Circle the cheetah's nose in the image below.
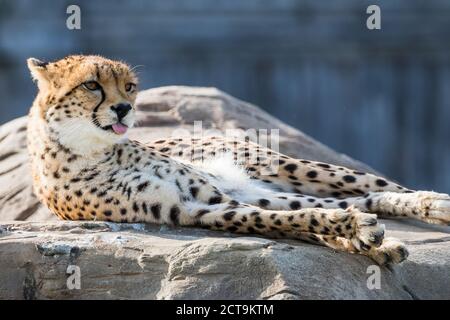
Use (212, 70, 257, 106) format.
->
(111, 103, 132, 121)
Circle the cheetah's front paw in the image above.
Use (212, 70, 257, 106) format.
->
(349, 209, 385, 252)
(367, 237, 409, 265)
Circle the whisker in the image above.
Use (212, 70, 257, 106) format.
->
(130, 65, 145, 73)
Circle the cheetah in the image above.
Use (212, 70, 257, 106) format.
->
(26, 55, 450, 265)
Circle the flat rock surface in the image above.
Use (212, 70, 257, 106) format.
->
(0, 219, 448, 299)
(0, 86, 448, 299)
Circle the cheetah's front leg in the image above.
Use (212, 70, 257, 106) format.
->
(184, 201, 408, 265)
(300, 234, 408, 265)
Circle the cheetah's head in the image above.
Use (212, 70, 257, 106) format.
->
(27, 55, 138, 154)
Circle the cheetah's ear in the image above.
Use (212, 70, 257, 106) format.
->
(27, 58, 50, 88)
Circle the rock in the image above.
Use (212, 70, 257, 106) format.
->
(0, 219, 448, 299)
(0, 86, 449, 299)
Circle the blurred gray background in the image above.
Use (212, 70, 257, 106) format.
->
(0, 0, 449, 193)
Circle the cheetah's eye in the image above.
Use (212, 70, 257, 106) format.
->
(125, 82, 136, 93)
(82, 81, 101, 91)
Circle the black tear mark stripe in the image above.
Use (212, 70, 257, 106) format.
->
(92, 64, 106, 127)
(93, 87, 106, 114)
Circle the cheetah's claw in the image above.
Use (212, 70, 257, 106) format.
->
(367, 237, 409, 265)
(350, 210, 385, 252)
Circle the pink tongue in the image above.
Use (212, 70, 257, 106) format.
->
(112, 123, 128, 135)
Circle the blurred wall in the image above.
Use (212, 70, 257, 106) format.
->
(0, 0, 449, 193)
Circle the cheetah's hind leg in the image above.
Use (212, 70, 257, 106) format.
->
(298, 233, 408, 266)
(368, 191, 450, 225)
(412, 191, 450, 225)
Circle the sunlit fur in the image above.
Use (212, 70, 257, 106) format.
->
(26, 55, 450, 266)
(28, 55, 137, 155)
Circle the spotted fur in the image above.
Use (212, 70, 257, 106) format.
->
(27, 55, 450, 265)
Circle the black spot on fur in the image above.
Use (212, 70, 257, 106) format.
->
(228, 200, 239, 207)
(366, 199, 373, 210)
(321, 226, 330, 234)
(208, 196, 223, 205)
(150, 203, 161, 219)
(306, 171, 318, 179)
(142, 203, 148, 214)
(97, 190, 107, 197)
(196, 209, 210, 217)
(284, 163, 298, 174)
(331, 192, 341, 197)
(342, 175, 356, 183)
(376, 179, 388, 187)
(339, 201, 348, 209)
(170, 206, 180, 225)
(137, 181, 149, 192)
(310, 218, 319, 227)
(258, 199, 270, 208)
(189, 187, 199, 199)
(223, 211, 236, 221)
